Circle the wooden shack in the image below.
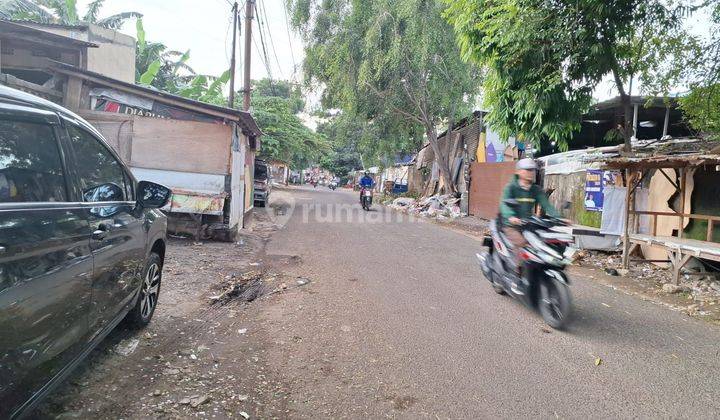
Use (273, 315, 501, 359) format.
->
(50, 62, 262, 239)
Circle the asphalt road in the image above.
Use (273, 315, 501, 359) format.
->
(260, 185, 720, 418)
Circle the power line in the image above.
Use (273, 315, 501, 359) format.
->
(253, 2, 274, 81)
(258, 0, 284, 79)
(282, 0, 298, 82)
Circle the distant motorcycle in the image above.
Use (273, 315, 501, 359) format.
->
(329, 180, 338, 190)
(476, 200, 575, 329)
(360, 186, 373, 211)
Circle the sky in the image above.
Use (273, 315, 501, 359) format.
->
(79, 0, 711, 107)
(78, 0, 303, 83)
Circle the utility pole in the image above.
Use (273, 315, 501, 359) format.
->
(228, 2, 238, 108)
(242, 0, 255, 111)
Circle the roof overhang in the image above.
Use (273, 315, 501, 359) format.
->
(0, 19, 97, 49)
(602, 154, 720, 170)
(50, 61, 262, 137)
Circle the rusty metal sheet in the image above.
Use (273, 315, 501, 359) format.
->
(165, 189, 226, 216)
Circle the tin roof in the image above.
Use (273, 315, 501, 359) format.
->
(50, 61, 262, 138)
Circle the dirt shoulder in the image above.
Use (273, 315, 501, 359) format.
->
(36, 214, 304, 419)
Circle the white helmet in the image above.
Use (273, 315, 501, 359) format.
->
(516, 158, 537, 170)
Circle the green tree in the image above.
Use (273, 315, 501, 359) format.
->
(676, 2, 720, 138)
(1, 0, 141, 29)
(289, 0, 481, 194)
(316, 112, 369, 177)
(251, 96, 328, 168)
(252, 79, 305, 113)
(445, 0, 690, 152)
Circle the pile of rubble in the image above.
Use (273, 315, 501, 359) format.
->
(575, 250, 720, 312)
(387, 194, 464, 219)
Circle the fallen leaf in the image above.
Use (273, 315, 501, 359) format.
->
(595, 357, 602, 366)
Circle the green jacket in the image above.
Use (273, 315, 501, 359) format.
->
(500, 175, 559, 224)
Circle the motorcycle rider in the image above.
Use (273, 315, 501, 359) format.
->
(359, 171, 374, 201)
(500, 158, 560, 290)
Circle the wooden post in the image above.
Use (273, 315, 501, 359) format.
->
(678, 168, 686, 239)
(707, 220, 714, 242)
(653, 214, 658, 236)
(622, 169, 633, 269)
(662, 106, 670, 137)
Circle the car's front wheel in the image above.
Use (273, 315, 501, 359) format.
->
(126, 252, 162, 328)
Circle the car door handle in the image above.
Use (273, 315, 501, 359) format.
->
(91, 224, 111, 241)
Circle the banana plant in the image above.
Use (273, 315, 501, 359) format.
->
(1, 0, 141, 29)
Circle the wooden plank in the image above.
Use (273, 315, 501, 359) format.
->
(80, 113, 134, 163)
(130, 117, 232, 175)
(631, 211, 720, 222)
(622, 169, 633, 269)
(679, 168, 686, 238)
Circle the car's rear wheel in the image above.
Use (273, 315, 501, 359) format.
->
(126, 253, 162, 328)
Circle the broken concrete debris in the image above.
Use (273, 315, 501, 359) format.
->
(388, 194, 464, 219)
(114, 338, 140, 356)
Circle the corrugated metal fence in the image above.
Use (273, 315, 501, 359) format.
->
(468, 161, 517, 219)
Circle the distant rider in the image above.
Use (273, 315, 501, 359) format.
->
(359, 171, 374, 200)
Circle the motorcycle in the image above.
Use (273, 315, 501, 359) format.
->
(329, 181, 338, 190)
(476, 200, 575, 329)
(360, 186, 373, 211)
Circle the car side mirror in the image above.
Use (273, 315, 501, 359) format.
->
(137, 181, 171, 209)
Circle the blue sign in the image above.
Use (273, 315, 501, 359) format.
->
(585, 169, 604, 211)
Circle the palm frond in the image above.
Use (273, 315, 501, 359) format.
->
(82, 0, 103, 23)
(173, 62, 197, 75)
(0, 0, 55, 22)
(96, 11, 142, 29)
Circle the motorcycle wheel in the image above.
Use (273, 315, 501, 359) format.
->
(538, 277, 572, 329)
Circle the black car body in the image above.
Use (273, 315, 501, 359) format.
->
(0, 86, 171, 418)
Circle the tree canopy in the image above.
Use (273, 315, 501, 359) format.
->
(675, 2, 720, 139)
(445, 0, 690, 151)
(0, 0, 141, 29)
(248, 79, 327, 168)
(290, 0, 481, 192)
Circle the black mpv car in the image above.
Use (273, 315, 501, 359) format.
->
(0, 86, 171, 418)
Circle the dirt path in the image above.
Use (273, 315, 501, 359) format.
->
(37, 214, 303, 419)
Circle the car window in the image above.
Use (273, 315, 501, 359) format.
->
(0, 119, 67, 203)
(67, 124, 127, 202)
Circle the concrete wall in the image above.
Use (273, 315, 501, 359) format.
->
(17, 22, 136, 83)
(86, 25, 136, 83)
(468, 161, 516, 219)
